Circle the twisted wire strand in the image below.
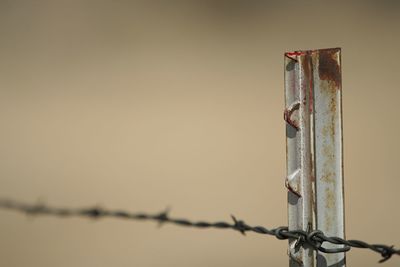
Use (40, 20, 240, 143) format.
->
(0, 198, 398, 263)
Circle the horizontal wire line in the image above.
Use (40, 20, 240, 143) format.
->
(0, 198, 398, 263)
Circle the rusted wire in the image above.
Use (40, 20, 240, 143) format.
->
(0, 198, 398, 263)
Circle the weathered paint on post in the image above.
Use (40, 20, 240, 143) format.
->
(284, 48, 345, 267)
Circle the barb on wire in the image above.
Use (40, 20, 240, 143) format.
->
(0, 198, 398, 263)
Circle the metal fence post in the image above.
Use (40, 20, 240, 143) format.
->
(284, 48, 345, 267)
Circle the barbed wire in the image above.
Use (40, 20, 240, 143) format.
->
(0, 198, 398, 263)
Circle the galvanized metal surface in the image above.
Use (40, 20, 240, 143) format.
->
(284, 52, 315, 267)
(284, 48, 345, 267)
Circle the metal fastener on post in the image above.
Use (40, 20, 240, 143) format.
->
(284, 48, 345, 267)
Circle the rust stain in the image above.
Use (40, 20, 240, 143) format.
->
(321, 172, 335, 184)
(325, 187, 337, 232)
(301, 53, 314, 112)
(322, 143, 335, 163)
(322, 116, 336, 141)
(318, 49, 341, 89)
(325, 213, 332, 232)
(329, 96, 337, 138)
(329, 94, 337, 113)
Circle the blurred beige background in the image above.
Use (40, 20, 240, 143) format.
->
(0, 1, 399, 266)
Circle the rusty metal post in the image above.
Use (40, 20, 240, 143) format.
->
(284, 48, 345, 267)
(284, 51, 315, 267)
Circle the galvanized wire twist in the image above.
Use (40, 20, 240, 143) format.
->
(0, 199, 398, 263)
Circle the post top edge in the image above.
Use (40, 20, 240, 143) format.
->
(285, 47, 341, 56)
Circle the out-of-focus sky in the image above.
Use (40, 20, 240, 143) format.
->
(0, 1, 399, 266)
